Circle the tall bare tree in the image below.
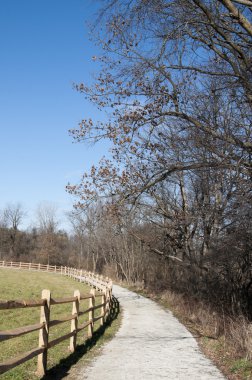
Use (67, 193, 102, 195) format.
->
(68, 0, 252, 315)
(2, 203, 26, 257)
(35, 202, 60, 265)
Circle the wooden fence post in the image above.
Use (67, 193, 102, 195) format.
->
(100, 292, 106, 326)
(37, 289, 51, 377)
(108, 285, 112, 315)
(105, 289, 109, 320)
(88, 289, 95, 338)
(69, 290, 80, 352)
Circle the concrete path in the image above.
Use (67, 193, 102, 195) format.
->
(77, 285, 226, 380)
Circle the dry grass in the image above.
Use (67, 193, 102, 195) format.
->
(228, 316, 252, 361)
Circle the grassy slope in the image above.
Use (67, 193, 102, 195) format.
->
(0, 268, 119, 380)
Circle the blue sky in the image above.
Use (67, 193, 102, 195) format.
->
(0, 0, 106, 231)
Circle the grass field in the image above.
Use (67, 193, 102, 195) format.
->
(0, 268, 119, 380)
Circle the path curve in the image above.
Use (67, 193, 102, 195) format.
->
(77, 285, 226, 380)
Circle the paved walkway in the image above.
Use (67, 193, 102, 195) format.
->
(77, 285, 226, 380)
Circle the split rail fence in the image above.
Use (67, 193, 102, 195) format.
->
(0, 261, 113, 377)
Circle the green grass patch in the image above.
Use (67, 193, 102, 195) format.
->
(0, 268, 117, 380)
(230, 359, 252, 377)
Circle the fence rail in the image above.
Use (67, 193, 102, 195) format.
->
(0, 261, 113, 377)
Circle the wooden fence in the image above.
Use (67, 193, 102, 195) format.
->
(0, 261, 113, 377)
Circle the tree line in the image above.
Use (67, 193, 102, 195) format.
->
(0, 203, 72, 265)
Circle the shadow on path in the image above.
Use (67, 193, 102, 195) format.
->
(42, 296, 120, 380)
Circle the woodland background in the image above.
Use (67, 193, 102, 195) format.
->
(1, 1, 252, 325)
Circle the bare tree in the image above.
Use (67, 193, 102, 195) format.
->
(67, 0, 252, 315)
(36, 202, 58, 234)
(35, 202, 60, 265)
(3, 203, 26, 231)
(1, 203, 26, 257)
(68, 210, 88, 267)
(68, 0, 251, 207)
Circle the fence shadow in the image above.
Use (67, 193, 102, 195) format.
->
(42, 296, 120, 380)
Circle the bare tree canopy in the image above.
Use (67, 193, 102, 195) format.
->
(68, 0, 252, 206)
(3, 203, 26, 231)
(36, 202, 58, 234)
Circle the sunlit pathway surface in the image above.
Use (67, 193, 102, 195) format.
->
(77, 285, 226, 380)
